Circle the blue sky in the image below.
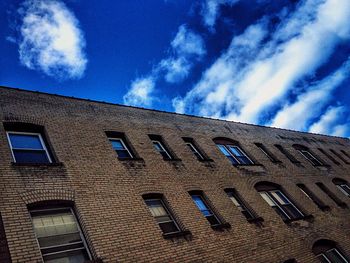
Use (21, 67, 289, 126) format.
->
(1, 0, 349, 138)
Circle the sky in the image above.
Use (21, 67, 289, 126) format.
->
(0, 0, 349, 138)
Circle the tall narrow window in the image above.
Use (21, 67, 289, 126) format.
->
(214, 138, 254, 165)
(318, 148, 340, 165)
(340, 150, 350, 160)
(333, 179, 350, 198)
(330, 149, 350, 164)
(225, 189, 258, 221)
(109, 138, 133, 158)
(7, 132, 52, 164)
(293, 145, 324, 166)
(255, 182, 304, 222)
(316, 182, 347, 208)
(297, 184, 329, 211)
(275, 144, 300, 164)
(190, 192, 221, 227)
(143, 195, 180, 235)
(255, 143, 281, 163)
(149, 135, 174, 160)
(30, 208, 91, 263)
(313, 239, 349, 263)
(183, 138, 205, 161)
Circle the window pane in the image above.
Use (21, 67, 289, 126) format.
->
(260, 192, 276, 206)
(44, 248, 89, 263)
(326, 249, 349, 263)
(116, 149, 131, 158)
(13, 150, 50, 163)
(217, 145, 239, 164)
(283, 204, 303, 219)
(160, 151, 171, 160)
(236, 156, 252, 165)
(145, 200, 168, 217)
(110, 140, 125, 150)
(271, 191, 290, 205)
(159, 221, 179, 234)
(206, 215, 220, 226)
(272, 206, 289, 221)
(192, 195, 209, 212)
(317, 254, 332, 263)
(153, 142, 163, 151)
(9, 133, 44, 149)
(228, 146, 244, 157)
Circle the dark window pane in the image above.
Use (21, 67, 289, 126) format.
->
(159, 221, 179, 234)
(272, 206, 289, 221)
(206, 215, 220, 226)
(283, 204, 303, 219)
(241, 210, 254, 220)
(116, 149, 131, 158)
(43, 248, 89, 263)
(9, 133, 43, 149)
(236, 156, 252, 164)
(160, 151, 171, 160)
(326, 249, 348, 263)
(153, 142, 162, 151)
(13, 150, 49, 163)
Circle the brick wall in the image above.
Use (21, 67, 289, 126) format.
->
(0, 86, 350, 263)
(0, 213, 11, 263)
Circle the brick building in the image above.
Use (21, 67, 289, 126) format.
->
(0, 86, 349, 263)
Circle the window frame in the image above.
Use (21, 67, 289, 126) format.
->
(216, 143, 254, 165)
(317, 248, 349, 263)
(108, 137, 134, 159)
(297, 184, 330, 211)
(152, 140, 172, 160)
(185, 142, 205, 161)
(225, 189, 258, 222)
(255, 143, 281, 163)
(298, 149, 323, 166)
(6, 131, 52, 163)
(316, 182, 348, 208)
(275, 144, 300, 164)
(29, 207, 91, 263)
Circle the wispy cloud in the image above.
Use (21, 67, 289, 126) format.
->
(16, 0, 87, 80)
(270, 57, 350, 130)
(201, 0, 240, 28)
(124, 24, 205, 107)
(309, 106, 349, 137)
(123, 76, 156, 107)
(174, 0, 350, 128)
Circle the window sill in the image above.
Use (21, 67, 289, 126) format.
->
(284, 214, 314, 224)
(247, 216, 264, 224)
(162, 230, 192, 239)
(117, 157, 144, 162)
(11, 162, 64, 167)
(211, 222, 231, 231)
(198, 158, 214, 163)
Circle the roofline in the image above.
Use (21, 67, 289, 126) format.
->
(0, 85, 348, 141)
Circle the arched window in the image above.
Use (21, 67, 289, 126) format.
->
(333, 178, 350, 198)
(312, 239, 349, 263)
(293, 144, 324, 166)
(255, 182, 304, 222)
(213, 138, 253, 165)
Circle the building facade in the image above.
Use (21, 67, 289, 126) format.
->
(0, 86, 350, 263)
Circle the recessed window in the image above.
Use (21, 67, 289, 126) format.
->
(293, 145, 324, 166)
(7, 132, 52, 164)
(333, 179, 350, 198)
(30, 207, 91, 263)
(143, 195, 180, 235)
(316, 182, 347, 208)
(255, 182, 304, 222)
(330, 149, 350, 164)
(318, 148, 340, 165)
(313, 239, 349, 263)
(275, 144, 300, 164)
(340, 150, 350, 160)
(182, 138, 206, 161)
(109, 138, 133, 159)
(214, 138, 253, 165)
(190, 192, 221, 226)
(225, 189, 256, 221)
(297, 184, 329, 211)
(149, 135, 174, 160)
(255, 143, 281, 163)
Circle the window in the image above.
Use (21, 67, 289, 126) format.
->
(255, 143, 281, 163)
(293, 145, 324, 166)
(255, 182, 304, 222)
(7, 132, 52, 164)
(225, 189, 256, 221)
(318, 148, 340, 165)
(333, 179, 350, 198)
(340, 150, 350, 160)
(316, 182, 347, 208)
(190, 192, 221, 226)
(109, 138, 133, 158)
(330, 149, 350, 164)
(297, 184, 329, 211)
(143, 195, 180, 235)
(313, 239, 349, 263)
(182, 137, 206, 161)
(214, 138, 253, 165)
(275, 144, 300, 164)
(149, 135, 174, 160)
(30, 207, 91, 263)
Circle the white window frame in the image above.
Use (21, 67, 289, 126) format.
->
(185, 142, 204, 160)
(152, 140, 172, 159)
(108, 138, 133, 158)
(191, 194, 221, 226)
(260, 190, 304, 220)
(145, 198, 180, 234)
(30, 207, 91, 262)
(6, 131, 52, 163)
(299, 150, 322, 166)
(336, 184, 350, 197)
(227, 145, 253, 165)
(317, 248, 349, 263)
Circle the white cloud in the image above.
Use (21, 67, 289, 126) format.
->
(160, 57, 191, 83)
(309, 106, 349, 137)
(173, 0, 350, 126)
(270, 57, 350, 130)
(123, 77, 156, 107)
(17, 0, 87, 80)
(171, 25, 206, 57)
(201, 0, 240, 28)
